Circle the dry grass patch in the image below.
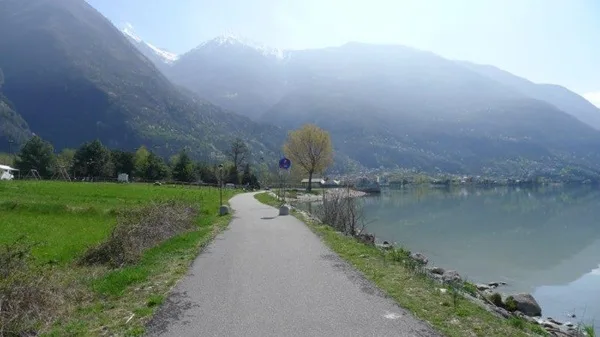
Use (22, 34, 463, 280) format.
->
(0, 239, 74, 336)
(80, 201, 197, 267)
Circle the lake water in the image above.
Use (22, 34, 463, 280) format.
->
(309, 186, 600, 326)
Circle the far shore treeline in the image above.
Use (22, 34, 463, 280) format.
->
(0, 135, 261, 187)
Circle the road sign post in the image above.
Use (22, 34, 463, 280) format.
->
(278, 157, 292, 213)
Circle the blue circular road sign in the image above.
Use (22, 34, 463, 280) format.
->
(279, 157, 291, 170)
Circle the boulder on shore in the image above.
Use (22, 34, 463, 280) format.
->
(356, 233, 375, 245)
(442, 270, 462, 283)
(509, 293, 542, 317)
(427, 266, 445, 275)
(487, 281, 507, 288)
(410, 252, 429, 265)
(376, 241, 393, 250)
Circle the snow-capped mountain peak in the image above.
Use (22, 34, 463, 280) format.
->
(194, 32, 287, 60)
(122, 23, 142, 43)
(120, 23, 179, 64)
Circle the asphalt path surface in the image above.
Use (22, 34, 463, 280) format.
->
(146, 192, 442, 337)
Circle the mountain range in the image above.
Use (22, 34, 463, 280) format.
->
(130, 27, 600, 176)
(0, 0, 281, 163)
(1, 0, 600, 177)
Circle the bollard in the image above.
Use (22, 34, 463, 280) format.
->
(219, 205, 230, 216)
(279, 205, 290, 216)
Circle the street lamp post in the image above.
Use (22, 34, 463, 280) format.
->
(8, 139, 14, 161)
(218, 164, 224, 206)
(217, 164, 229, 216)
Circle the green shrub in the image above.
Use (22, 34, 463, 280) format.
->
(505, 296, 518, 312)
(583, 325, 596, 337)
(388, 247, 410, 262)
(462, 282, 478, 297)
(448, 281, 462, 307)
(489, 293, 504, 307)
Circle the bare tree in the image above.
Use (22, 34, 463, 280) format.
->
(227, 138, 249, 173)
(317, 189, 367, 237)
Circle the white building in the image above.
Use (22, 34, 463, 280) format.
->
(0, 164, 18, 180)
(301, 178, 325, 188)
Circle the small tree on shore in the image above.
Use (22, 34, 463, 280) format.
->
(283, 124, 333, 192)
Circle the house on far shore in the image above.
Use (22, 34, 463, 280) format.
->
(301, 177, 325, 188)
(322, 178, 341, 187)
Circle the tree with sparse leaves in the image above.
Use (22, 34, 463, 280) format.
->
(227, 138, 249, 174)
(283, 124, 333, 192)
(15, 135, 56, 178)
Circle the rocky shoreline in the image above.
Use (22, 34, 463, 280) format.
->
(370, 240, 588, 337)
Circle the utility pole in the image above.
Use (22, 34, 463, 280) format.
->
(8, 139, 14, 162)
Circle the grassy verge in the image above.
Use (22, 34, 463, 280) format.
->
(0, 181, 235, 336)
(254, 192, 546, 337)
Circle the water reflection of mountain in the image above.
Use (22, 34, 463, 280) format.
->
(362, 186, 600, 292)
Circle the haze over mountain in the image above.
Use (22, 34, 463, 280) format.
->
(0, 0, 282, 162)
(124, 30, 600, 175)
(458, 61, 600, 130)
(1, 0, 600, 178)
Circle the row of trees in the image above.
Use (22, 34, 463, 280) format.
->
(3, 123, 334, 191)
(8, 136, 260, 187)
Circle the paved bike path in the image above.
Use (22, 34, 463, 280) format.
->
(147, 192, 442, 337)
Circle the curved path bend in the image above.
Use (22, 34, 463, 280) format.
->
(147, 192, 442, 337)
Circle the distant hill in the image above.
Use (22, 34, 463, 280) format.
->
(0, 0, 283, 160)
(458, 61, 600, 130)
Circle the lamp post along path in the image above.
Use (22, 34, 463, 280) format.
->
(218, 164, 229, 216)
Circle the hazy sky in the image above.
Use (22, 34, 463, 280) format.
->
(88, 0, 599, 104)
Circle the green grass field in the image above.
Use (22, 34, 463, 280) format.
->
(0, 181, 234, 336)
